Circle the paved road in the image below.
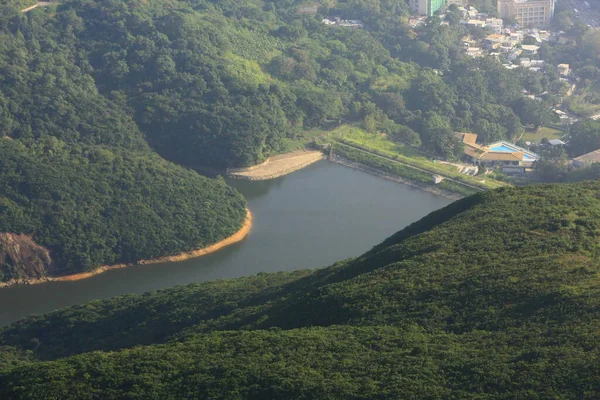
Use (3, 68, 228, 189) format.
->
(560, 0, 600, 28)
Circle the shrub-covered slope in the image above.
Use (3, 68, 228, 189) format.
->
(3, 0, 550, 167)
(0, 2, 248, 282)
(0, 139, 247, 281)
(1, 182, 600, 398)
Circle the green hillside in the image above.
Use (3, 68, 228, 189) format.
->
(0, 0, 250, 282)
(1, 182, 600, 398)
(2, 0, 557, 167)
(0, 139, 246, 280)
(0, 0, 574, 279)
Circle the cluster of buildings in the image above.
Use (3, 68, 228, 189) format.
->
(461, 23, 572, 78)
(456, 132, 600, 174)
(455, 131, 600, 175)
(463, 27, 543, 57)
(410, 0, 555, 28)
(456, 133, 540, 174)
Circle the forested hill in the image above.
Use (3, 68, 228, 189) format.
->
(0, 0, 248, 282)
(3, 0, 555, 167)
(0, 0, 564, 280)
(1, 181, 600, 398)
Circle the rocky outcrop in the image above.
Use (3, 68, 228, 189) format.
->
(0, 233, 52, 284)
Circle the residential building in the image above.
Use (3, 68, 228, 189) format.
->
(466, 6, 479, 18)
(498, 0, 555, 27)
(507, 48, 523, 60)
(530, 59, 545, 68)
(520, 57, 531, 68)
(321, 18, 364, 28)
(557, 63, 570, 76)
(465, 47, 484, 57)
(485, 18, 504, 33)
(500, 41, 516, 53)
(521, 44, 540, 55)
(509, 31, 524, 42)
(456, 133, 540, 174)
(548, 139, 565, 146)
(484, 34, 505, 49)
(466, 19, 486, 28)
(410, 0, 447, 16)
(573, 149, 600, 167)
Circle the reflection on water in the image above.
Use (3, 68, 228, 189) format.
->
(0, 161, 452, 327)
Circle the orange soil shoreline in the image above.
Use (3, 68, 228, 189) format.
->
(1, 209, 252, 287)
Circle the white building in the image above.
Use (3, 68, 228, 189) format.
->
(498, 0, 555, 27)
(557, 63, 570, 76)
(485, 18, 504, 33)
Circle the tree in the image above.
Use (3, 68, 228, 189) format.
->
(552, 11, 574, 31)
(420, 112, 462, 159)
(473, 119, 507, 144)
(513, 97, 551, 130)
(534, 157, 568, 182)
(567, 120, 600, 157)
(580, 30, 600, 62)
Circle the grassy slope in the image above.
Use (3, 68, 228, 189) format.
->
(1, 182, 600, 397)
(521, 126, 564, 142)
(326, 125, 510, 190)
(1, 0, 36, 10)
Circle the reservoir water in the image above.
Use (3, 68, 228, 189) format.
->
(0, 161, 451, 327)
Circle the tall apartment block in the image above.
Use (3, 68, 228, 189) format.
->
(409, 0, 448, 16)
(497, 0, 555, 27)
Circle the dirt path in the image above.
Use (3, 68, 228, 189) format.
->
(228, 150, 325, 180)
(0, 209, 252, 287)
(20, 1, 54, 12)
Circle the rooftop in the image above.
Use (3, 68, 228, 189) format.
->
(548, 139, 565, 146)
(574, 149, 600, 164)
(456, 134, 540, 163)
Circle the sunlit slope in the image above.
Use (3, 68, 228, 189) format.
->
(1, 182, 600, 397)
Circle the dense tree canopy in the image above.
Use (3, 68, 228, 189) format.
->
(2, 182, 600, 397)
(0, 0, 569, 276)
(0, 138, 246, 281)
(1, 0, 549, 165)
(567, 120, 600, 157)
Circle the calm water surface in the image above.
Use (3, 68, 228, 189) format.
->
(0, 161, 451, 327)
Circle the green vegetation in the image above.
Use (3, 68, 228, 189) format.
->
(520, 126, 564, 142)
(566, 119, 600, 157)
(2, 182, 600, 397)
(1, 0, 36, 10)
(0, 139, 246, 280)
(328, 125, 508, 191)
(0, 0, 565, 280)
(0, 1, 252, 281)
(2, 0, 557, 168)
(543, 16, 600, 119)
(564, 94, 600, 118)
(332, 142, 480, 196)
